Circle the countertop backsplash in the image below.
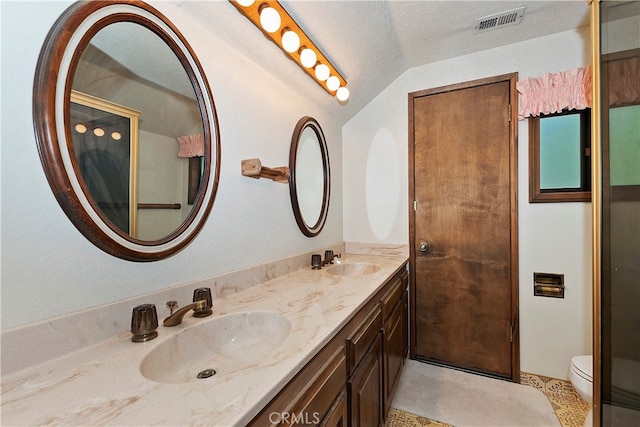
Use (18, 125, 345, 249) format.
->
(2, 242, 349, 376)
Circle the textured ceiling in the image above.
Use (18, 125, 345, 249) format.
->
(206, 0, 590, 124)
(151, 1, 590, 125)
(289, 0, 590, 121)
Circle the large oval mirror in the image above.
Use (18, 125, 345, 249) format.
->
(33, 1, 220, 261)
(289, 117, 330, 237)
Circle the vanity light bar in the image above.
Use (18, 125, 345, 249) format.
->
(230, 0, 349, 101)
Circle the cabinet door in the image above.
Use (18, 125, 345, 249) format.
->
(402, 288, 409, 358)
(383, 300, 404, 417)
(280, 347, 346, 426)
(348, 335, 383, 427)
(320, 390, 347, 427)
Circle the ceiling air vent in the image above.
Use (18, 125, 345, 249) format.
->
(473, 6, 526, 34)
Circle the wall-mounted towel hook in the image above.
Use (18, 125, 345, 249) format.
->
(241, 158, 289, 183)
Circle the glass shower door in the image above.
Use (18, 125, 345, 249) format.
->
(600, 1, 640, 425)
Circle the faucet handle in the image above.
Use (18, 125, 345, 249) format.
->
(192, 287, 213, 318)
(311, 254, 322, 270)
(324, 250, 334, 262)
(131, 304, 158, 342)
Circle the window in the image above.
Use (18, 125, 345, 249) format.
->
(529, 109, 591, 202)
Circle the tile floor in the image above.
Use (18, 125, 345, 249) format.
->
(521, 372, 591, 427)
(387, 370, 590, 427)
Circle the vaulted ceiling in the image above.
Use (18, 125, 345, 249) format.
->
(183, 1, 591, 124)
(209, 1, 590, 123)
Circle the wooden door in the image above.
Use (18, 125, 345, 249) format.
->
(409, 74, 519, 380)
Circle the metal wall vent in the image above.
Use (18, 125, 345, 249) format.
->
(473, 6, 526, 34)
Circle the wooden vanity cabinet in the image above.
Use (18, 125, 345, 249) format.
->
(347, 307, 383, 427)
(380, 269, 409, 418)
(320, 390, 348, 427)
(287, 347, 346, 426)
(347, 335, 383, 427)
(382, 301, 404, 417)
(402, 287, 409, 359)
(248, 345, 346, 426)
(249, 264, 409, 427)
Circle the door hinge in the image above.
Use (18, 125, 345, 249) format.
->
(509, 325, 513, 343)
(508, 104, 512, 122)
(413, 200, 417, 211)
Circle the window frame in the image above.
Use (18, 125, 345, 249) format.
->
(528, 108, 592, 203)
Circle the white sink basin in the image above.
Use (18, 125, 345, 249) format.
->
(326, 262, 380, 277)
(140, 311, 291, 383)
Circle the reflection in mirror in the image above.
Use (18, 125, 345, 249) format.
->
(72, 21, 203, 240)
(296, 127, 324, 223)
(70, 91, 139, 235)
(33, 1, 220, 261)
(289, 117, 330, 237)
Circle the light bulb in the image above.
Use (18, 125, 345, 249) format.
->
(75, 123, 87, 134)
(300, 48, 317, 68)
(259, 6, 281, 33)
(326, 75, 340, 91)
(236, 0, 255, 6)
(93, 128, 105, 137)
(111, 131, 122, 141)
(281, 29, 300, 53)
(315, 64, 330, 81)
(336, 87, 350, 102)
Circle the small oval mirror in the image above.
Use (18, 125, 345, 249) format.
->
(289, 117, 330, 237)
(33, 1, 220, 261)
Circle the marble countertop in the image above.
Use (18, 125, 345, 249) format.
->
(1, 254, 408, 426)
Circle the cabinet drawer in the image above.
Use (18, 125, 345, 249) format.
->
(346, 307, 382, 375)
(281, 346, 346, 426)
(380, 270, 407, 320)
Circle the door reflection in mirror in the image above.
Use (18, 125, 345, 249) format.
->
(71, 92, 138, 236)
(71, 22, 204, 241)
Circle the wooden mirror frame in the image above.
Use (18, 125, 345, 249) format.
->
(33, 0, 221, 262)
(289, 116, 330, 237)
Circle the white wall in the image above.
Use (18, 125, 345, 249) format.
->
(343, 28, 593, 379)
(137, 130, 190, 240)
(1, 1, 593, 379)
(0, 1, 343, 329)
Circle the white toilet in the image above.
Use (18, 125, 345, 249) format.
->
(570, 355, 593, 403)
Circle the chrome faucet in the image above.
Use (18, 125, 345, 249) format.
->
(163, 300, 208, 327)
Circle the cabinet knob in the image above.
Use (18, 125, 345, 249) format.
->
(419, 242, 429, 253)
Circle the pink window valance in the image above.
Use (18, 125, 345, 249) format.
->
(176, 133, 204, 158)
(516, 67, 592, 120)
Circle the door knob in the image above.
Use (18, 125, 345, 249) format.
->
(419, 242, 429, 252)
